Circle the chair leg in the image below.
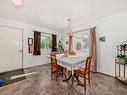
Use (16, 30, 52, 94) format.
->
(84, 76, 86, 91)
(61, 69, 63, 79)
(88, 72, 90, 85)
(74, 73, 80, 82)
(55, 71, 58, 81)
(64, 68, 67, 78)
(61, 68, 67, 79)
(51, 72, 53, 80)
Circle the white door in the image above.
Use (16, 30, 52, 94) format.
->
(0, 26, 23, 73)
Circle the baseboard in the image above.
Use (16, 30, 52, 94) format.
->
(23, 63, 50, 69)
(95, 72, 115, 78)
(0, 68, 23, 74)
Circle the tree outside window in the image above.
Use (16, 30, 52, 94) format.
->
(41, 35, 52, 49)
(74, 33, 89, 51)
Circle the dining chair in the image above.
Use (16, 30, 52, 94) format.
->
(50, 52, 66, 81)
(74, 56, 92, 90)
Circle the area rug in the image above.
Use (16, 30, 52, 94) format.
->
(0, 69, 26, 87)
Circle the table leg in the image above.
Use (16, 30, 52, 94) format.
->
(74, 72, 80, 81)
(72, 74, 74, 86)
(63, 71, 72, 82)
(62, 71, 80, 82)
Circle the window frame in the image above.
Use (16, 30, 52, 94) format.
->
(41, 34, 52, 49)
(73, 31, 90, 52)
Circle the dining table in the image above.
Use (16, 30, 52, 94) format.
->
(57, 55, 86, 83)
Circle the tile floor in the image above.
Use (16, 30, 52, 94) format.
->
(0, 64, 127, 95)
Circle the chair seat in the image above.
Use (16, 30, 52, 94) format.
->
(52, 64, 62, 72)
(75, 68, 89, 78)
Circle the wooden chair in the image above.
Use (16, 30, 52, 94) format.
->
(50, 52, 65, 80)
(74, 56, 92, 90)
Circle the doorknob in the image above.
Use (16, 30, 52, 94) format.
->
(20, 50, 23, 52)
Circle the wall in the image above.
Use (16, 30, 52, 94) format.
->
(0, 17, 59, 68)
(72, 10, 127, 76)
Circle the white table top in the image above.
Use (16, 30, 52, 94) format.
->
(47, 53, 85, 72)
(57, 55, 85, 72)
(57, 56, 85, 65)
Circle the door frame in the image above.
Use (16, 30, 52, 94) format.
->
(0, 25, 24, 70)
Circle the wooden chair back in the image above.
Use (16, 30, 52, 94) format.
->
(84, 56, 92, 73)
(50, 53, 58, 68)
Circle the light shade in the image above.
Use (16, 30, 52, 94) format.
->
(66, 19, 73, 36)
(11, 0, 23, 6)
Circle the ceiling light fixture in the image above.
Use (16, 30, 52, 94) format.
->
(66, 19, 73, 36)
(11, 0, 23, 6)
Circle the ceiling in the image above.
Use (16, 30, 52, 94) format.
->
(0, 0, 127, 31)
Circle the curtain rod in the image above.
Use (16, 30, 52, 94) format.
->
(74, 27, 96, 34)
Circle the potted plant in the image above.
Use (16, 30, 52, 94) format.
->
(116, 55, 127, 64)
(58, 40, 64, 53)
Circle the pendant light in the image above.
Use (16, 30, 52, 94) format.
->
(66, 19, 73, 36)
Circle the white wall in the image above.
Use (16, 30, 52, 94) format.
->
(0, 17, 59, 68)
(72, 10, 127, 76)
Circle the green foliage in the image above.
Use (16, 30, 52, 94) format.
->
(83, 35, 89, 49)
(117, 55, 126, 58)
(116, 55, 127, 64)
(58, 40, 64, 52)
(74, 34, 89, 51)
(41, 35, 52, 49)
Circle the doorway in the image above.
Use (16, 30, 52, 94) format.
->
(0, 26, 23, 73)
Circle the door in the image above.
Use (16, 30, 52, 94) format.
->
(0, 26, 23, 73)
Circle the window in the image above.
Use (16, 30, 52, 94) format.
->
(74, 32, 89, 51)
(41, 34, 52, 49)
